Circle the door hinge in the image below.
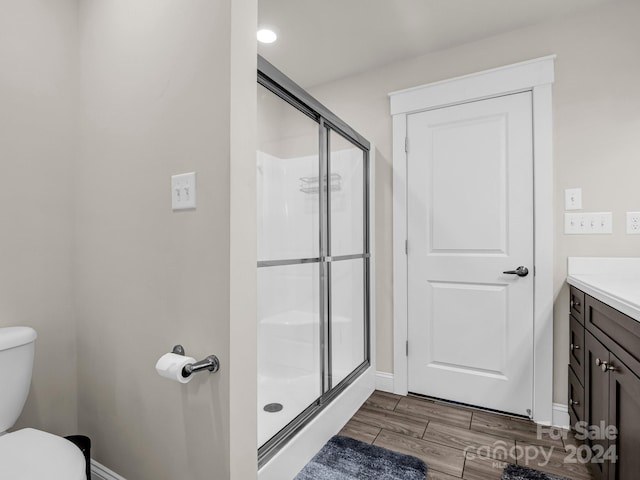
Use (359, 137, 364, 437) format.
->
(405, 239, 408, 255)
(404, 137, 409, 153)
(406, 340, 409, 356)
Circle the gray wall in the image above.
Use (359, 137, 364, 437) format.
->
(76, 1, 256, 479)
(0, 0, 78, 436)
(310, 0, 640, 404)
(2, 1, 257, 479)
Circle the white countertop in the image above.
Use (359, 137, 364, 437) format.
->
(567, 257, 640, 322)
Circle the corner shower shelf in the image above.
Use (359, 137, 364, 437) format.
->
(299, 173, 342, 194)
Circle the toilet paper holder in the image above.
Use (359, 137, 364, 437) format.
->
(171, 345, 220, 377)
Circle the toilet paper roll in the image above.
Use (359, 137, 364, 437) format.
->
(155, 352, 196, 384)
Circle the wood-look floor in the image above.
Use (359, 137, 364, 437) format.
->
(339, 391, 594, 480)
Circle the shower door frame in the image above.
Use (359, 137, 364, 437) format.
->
(257, 55, 371, 466)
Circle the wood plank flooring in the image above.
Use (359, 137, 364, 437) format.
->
(339, 391, 594, 480)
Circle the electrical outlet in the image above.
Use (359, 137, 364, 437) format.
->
(627, 212, 640, 234)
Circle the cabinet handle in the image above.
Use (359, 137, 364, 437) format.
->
(570, 343, 580, 351)
(570, 299, 580, 308)
(597, 360, 616, 373)
(569, 399, 580, 406)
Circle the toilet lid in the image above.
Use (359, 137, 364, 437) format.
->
(0, 428, 86, 480)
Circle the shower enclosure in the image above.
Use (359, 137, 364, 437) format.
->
(257, 57, 371, 466)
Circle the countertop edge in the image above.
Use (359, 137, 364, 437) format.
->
(567, 275, 640, 323)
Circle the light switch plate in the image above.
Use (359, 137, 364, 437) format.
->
(564, 212, 612, 234)
(564, 188, 582, 210)
(171, 172, 196, 210)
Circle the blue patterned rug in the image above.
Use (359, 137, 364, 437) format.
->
(294, 435, 427, 480)
(502, 464, 571, 480)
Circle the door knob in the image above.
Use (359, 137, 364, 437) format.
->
(503, 266, 529, 277)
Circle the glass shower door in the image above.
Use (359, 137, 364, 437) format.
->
(327, 130, 367, 387)
(257, 57, 370, 465)
(257, 84, 322, 447)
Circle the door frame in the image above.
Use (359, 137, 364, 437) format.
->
(389, 55, 555, 424)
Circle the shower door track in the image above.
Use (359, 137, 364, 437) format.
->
(257, 56, 371, 467)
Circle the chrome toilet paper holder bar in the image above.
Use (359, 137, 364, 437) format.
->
(172, 345, 220, 377)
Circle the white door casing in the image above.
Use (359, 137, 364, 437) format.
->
(407, 92, 534, 416)
(390, 56, 555, 424)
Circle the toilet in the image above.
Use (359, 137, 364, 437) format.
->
(0, 326, 86, 479)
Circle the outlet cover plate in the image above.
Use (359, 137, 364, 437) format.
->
(627, 212, 640, 234)
(565, 212, 612, 234)
(172, 172, 196, 210)
(564, 188, 582, 210)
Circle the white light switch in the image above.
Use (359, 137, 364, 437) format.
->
(564, 188, 582, 210)
(171, 172, 196, 210)
(564, 212, 612, 234)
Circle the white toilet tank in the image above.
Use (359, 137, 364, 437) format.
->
(0, 327, 37, 433)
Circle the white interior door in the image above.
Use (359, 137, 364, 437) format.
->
(407, 92, 534, 417)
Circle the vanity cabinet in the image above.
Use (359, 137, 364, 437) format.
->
(569, 287, 640, 480)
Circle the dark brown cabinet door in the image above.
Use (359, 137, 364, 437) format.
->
(608, 354, 640, 480)
(585, 331, 610, 480)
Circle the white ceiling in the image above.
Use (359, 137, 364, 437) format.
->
(258, 0, 618, 88)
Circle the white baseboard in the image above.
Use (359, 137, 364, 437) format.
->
(552, 403, 570, 429)
(91, 459, 127, 480)
(375, 371, 394, 393)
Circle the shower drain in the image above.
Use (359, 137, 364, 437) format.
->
(263, 403, 283, 413)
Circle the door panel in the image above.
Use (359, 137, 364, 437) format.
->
(428, 282, 507, 375)
(407, 92, 534, 416)
(430, 114, 507, 253)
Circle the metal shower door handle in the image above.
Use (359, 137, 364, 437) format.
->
(503, 266, 529, 277)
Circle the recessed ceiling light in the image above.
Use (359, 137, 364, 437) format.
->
(257, 29, 277, 44)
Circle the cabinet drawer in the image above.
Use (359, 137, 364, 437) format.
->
(568, 365, 584, 428)
(569, 314, 585, 386)
(569, 286, 585, 324)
